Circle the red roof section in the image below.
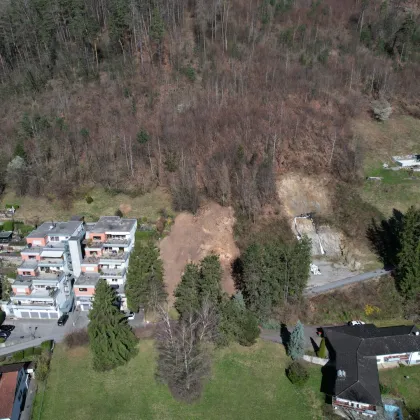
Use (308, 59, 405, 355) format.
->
(0, 371, 19, 419)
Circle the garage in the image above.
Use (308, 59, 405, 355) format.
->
(30, 312, 40, 318)
(81, 305, 91, 311)
(49, 313, 58, 319)
(20, 312, 30, 318)
(40, 312, 49, 319)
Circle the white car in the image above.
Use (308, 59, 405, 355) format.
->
(348, 320, 365, 326)
(127, 312, 135, 321)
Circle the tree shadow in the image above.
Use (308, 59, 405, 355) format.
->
(231, 257, 244, 292)
(366, 208, 404, 269)
(310, 337, 319, 354)
(280, 323, 291, 352)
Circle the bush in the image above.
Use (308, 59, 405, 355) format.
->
(286, 361, 309, 386)
(85, 195, 93, 204)
(317, 338, 328, 358)
(2, 220, 14, 231)
(0, 337, 5, 343)
(0, 310, 5, 326)
(12, 350, 24, 361)
(63, 330, 89, 348)
(115, 209, 123, 217)
(5, 204, 19, 209)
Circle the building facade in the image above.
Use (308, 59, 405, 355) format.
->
(74, 216, 137, 311)
(2, 221, 85, 319)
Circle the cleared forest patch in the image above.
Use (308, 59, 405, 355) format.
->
(160, 202, 239, 301)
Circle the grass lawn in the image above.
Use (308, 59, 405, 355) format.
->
(0, 187, 172, 223)
(32, 340, 324, 420)
(353, 115, 420, 216)
(379, 364, 420, 411)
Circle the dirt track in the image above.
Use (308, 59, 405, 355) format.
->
(160, 202, 239, 302)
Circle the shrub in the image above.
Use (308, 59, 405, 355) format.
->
(5, 204, 19, 209)
(317, 338, 328, 359)
(64, 329, 89, 348)
(0, 310, 5, 326)
(0, 337, 5, 344)
(36, 351, 51, 382)
(2, 220, 14, 231)
(85, 195, 93, 204)
(286, 361, 309, 386)
(12, 350, 24, 361)
(115, 209, 123, 217)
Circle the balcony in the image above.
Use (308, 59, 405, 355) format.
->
(100, 268, 126, 278)
(104, 237, 131, 247)
(38, 258, 64, 268)
(99, 252, 128, 263)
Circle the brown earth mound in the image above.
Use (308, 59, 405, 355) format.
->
(160, 202, 239, 302)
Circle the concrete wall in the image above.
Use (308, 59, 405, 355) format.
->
(303, 355, 329, 366)
(26, 237, 46, 246)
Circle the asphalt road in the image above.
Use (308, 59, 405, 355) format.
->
(304, 268, 391, 296)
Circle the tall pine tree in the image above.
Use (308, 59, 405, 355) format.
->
(88, 280, 138, 371)
(126, 242, 167, 313)
(396, 206, 420, 300)
(174, 263, 201, 316)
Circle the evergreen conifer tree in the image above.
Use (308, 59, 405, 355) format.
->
(396, 206, 420, 299)
(126, 242, 167, 313)
(197, 255, 223, 305)
(88, 280, 138, 371)
(288, 320, 305, 360)
(174, 263, 201, 316)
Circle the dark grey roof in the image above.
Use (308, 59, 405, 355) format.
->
(324, 323, 420, 406)
(0, 363, 27, 373)
(26, 221, 83, 238)
(90, 216, 136, 233)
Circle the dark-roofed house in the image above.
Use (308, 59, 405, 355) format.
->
(0, 363, 31, 420)
(322, 323, 420, 416)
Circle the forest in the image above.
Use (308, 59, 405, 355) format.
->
(0, 0, 420, 218)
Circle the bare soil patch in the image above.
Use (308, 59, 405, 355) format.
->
(160, 202, 239, 301)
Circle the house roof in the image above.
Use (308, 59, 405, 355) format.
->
(0, 371, 19, 419)
(0, 231, 13, 239)
(75, 273, 100, 286)
(26, 221, 83, 238)
(323, 324, 420, 406)
(90, 216, 136, 233)
(0, 363, 29, 419)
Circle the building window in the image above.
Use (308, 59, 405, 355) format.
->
(112, 279, 118, 282)
(50, 236, 59, 242)
(78, 288, 88, 292)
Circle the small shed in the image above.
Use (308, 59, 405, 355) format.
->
(0, 231, 13, 244)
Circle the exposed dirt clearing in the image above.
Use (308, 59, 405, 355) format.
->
(160, 202, 239, 301)
(276, 174, 333, 217)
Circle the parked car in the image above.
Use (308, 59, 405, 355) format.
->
(0, 331, 11, 339)
(57, 314, 69, 326)
(0, 325, 15, 332)
(127, 312, 135, 321)
(348, 320, 366, 326)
